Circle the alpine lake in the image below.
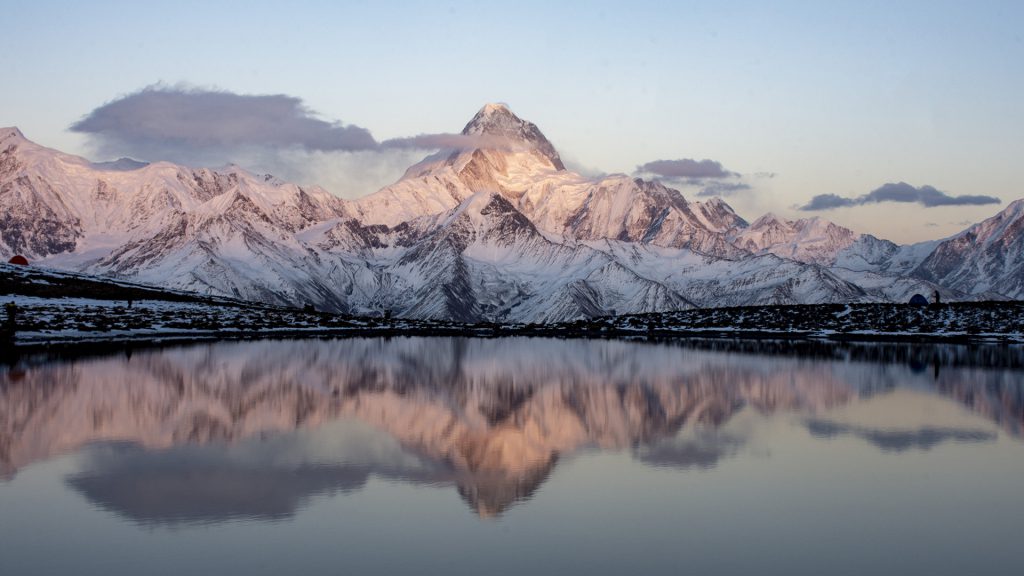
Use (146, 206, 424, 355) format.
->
(2, 336, 1023, 576)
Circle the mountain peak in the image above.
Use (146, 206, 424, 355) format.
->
(480, 102, 511, 114)
(461, 104, 565, 170)
(750, 212, 789, 228)
(0, 126, 25, 142)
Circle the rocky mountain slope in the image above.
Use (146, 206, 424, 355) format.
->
(1, 104, 1020, 321)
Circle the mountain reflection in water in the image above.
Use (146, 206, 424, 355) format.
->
(1, 337, 1021, 523)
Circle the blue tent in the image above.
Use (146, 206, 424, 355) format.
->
(908, 293, 929, 306)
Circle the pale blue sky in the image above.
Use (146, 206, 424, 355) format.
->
(2, 0, 1022, 242)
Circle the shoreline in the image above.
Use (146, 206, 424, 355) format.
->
(4, 291, 1023, 357)
(5, 323, 1023, 359)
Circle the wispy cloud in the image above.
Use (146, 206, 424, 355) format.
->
(381, 133, 518, 151)
(800, 182, 1000, 211)
(695, 181, 751, 197)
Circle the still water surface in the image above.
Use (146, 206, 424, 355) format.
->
(2, 337, 1023, 575)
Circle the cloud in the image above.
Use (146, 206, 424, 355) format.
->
(634, 432, 744, 470)
(381, 132, 519, 151)
(634, 157, 756, 197)
(800, 193, 858, 210)
(696, 181, 752, 197)
(66, 440, 452, 526)
(71, 84, 378, 156)
(805, 419, 994, 452)
(69, 85, 518, 198)
(800, 182, 1001, 211)
(864, 182, 1000, 207)
(637, 158, 736, 179)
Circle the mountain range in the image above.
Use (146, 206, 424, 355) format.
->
(1, 104, 1021, 322)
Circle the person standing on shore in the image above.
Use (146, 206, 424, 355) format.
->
(2, 301, 17, 342)
(4, 301, 16, 328)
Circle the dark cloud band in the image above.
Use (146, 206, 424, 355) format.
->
(637, 158, 736, 179)
(695, 181, 751, 197)
(71, 85, 378, 153)
(801, 182, 1000, 210)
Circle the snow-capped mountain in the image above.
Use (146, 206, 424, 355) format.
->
(0, 104, 1016, 320)
(326, 191, 692, 322)
(353, 104, 749, 258)
(730, 213, 859, 265)
(912, 199, 1024, 298)
(824, 200, 1024, 300)
(0, 126, 360, 309)
(833, 234, 938, 276)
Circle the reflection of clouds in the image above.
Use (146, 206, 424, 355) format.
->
(634, 430, 745, 470)
(65, 432, 553, 525)
(805, 419, 995, 452)
(69, 448, 373, 525)
(67, 439, 451, 526)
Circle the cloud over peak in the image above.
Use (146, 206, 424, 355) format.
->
(68, 85, 523, 198)
(801, 182, 1000, 211)
(70, 84, 514, 164)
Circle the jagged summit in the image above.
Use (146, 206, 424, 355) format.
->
(462, 103, 565, 170)
(749, 212, 786, 228)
